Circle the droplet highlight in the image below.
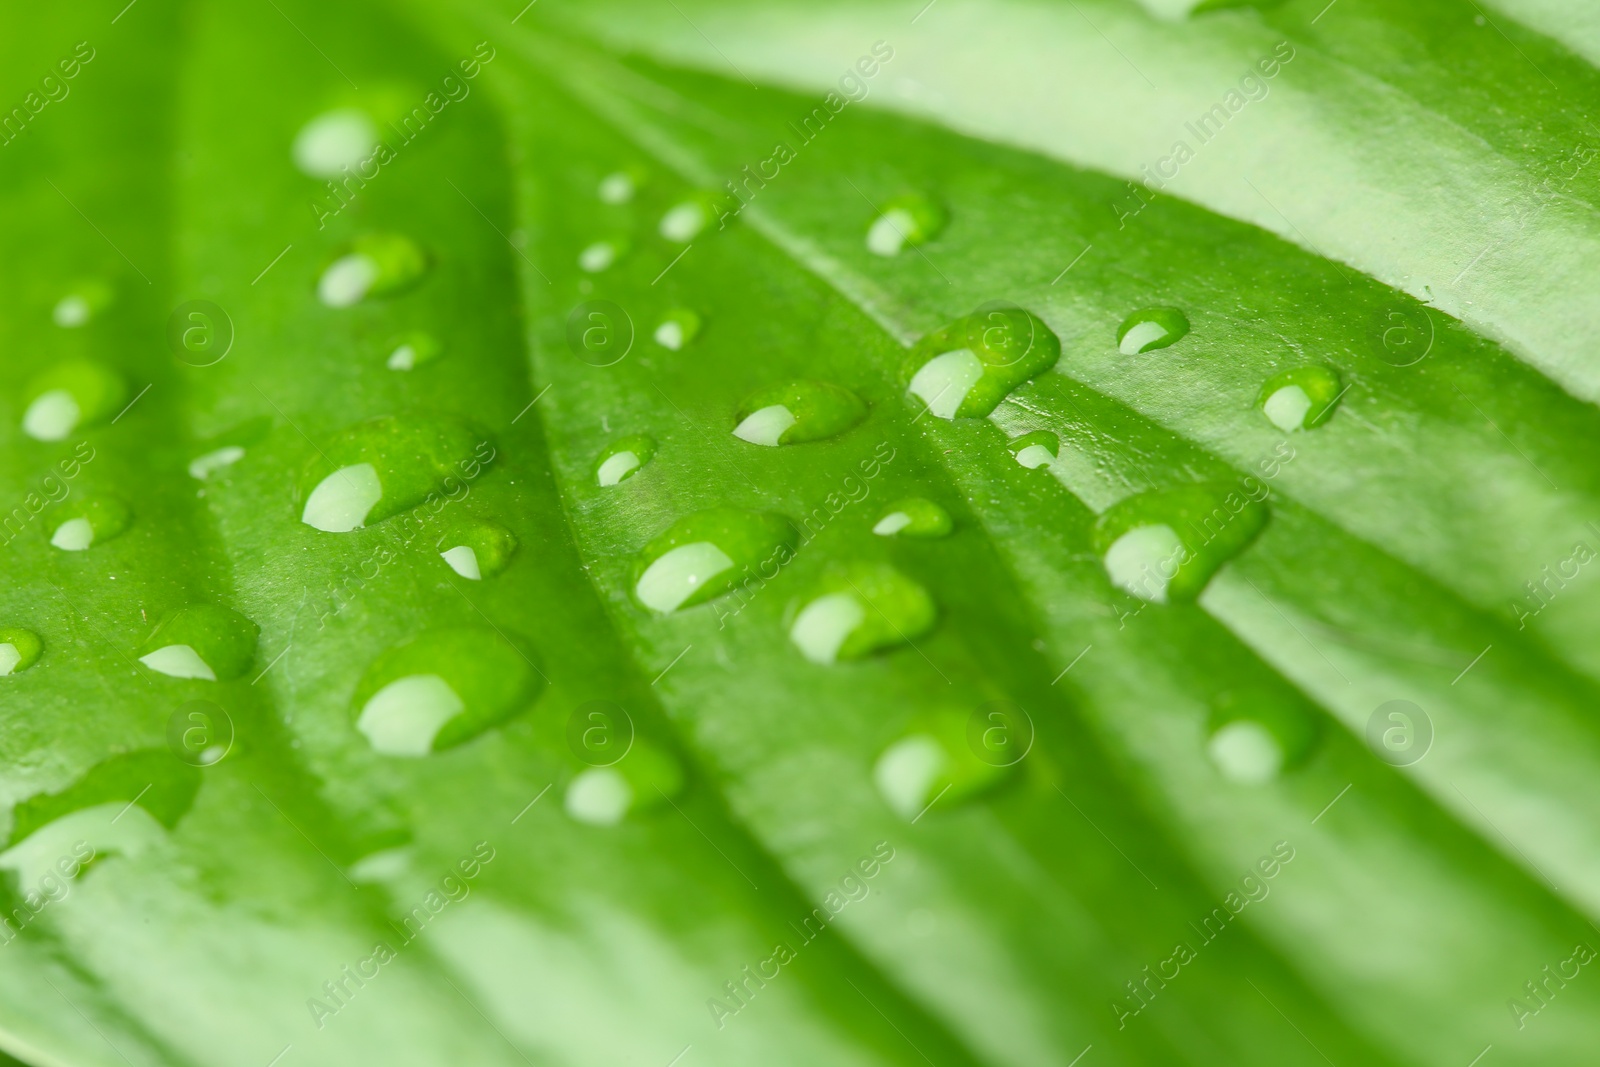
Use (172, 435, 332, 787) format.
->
(907, 306, 1060, 420)
(634, 508, 796, 614)
(653, 308, 701, 350)
(293, 108, 379, 179)
(873, 498, 952, 539)
(1008, 431, 1059, 470)
(788, 562, 936, 665)
(1117, 307, 1190, 354)
(659, 197, 712, 242)
(386, 330, 442, 371)
(1206, 689, 1319, 784)
(874, 711, 1010, 821)
(22, 361, 127, 441)
(317, 233, 428, 308)
(1092, 483, 1269, 604)
(0, 628, 42, 676)
(51, 280, 113, 328)
(596, 434, 656, 487)
(436, 519, 518, 580)
(578, 241, 620, 273)
(299, 416, 492, 533)
(46, 495, 131, 551)
(1258, 365, 1342, 432)
(564, 741, 683, 826)
(139, 604, 260, 682)
(732, 381, 867, 447)
(866, 193, 946, 257)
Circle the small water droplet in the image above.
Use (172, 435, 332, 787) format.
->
(578, 240, 622, 273)
(293, 108, 379, 179)
(352, 626, 543, 756)
(299, 416, 492, 533)
(436, 518, 518, 580)
(634, 508, 796, 614)
(22, 361, 127, 441)
(732, 381, 867, 447)
(596, 434, 656, 487)
(189, 445, 246, 480)
(1206, 689, 1319, 784)
(386, 330, 442, 371)
(564, 741, 683, 826)
(46, 495, 131, 551)
(317, 233, 428, 308)
(51, 280, 113, 328)
(874, 710, 1009, 821)
(788, 562, 936, 665)
(1093, 483, 1268, 603)
(139, 604, 260, 682)
(907, 305, 1060, 419)
(659, 197, 713, 242)
(597, 170, 639, 204)
(866, 193, 946, 257)
(0, 628, 42, 676)
(873, 498, 952, 538)
(653, 308, 701, 350)
(1007, 430, 1059, 469)
(1258, 365, 1342, 432)
(1117, 307, 1190, 354)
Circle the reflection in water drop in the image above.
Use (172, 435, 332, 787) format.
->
(1093, 483, 1269, 604)
(634, 508, 796, 615)
(732, 381, 866, 447)
(1117, 307, 1190, 355)
(907, 306, 1059, 420)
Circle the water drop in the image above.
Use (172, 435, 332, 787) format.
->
(22, 361, 127, 441)
(787, 562, 936, 665)
(907, 305, 1060, 419)
(299, 416, 492, 533)
(874, 710, 1009, 821)
(51, 280, 113, 328)
(352, 626, 543, 756)
(873, 498, 952, 538)
(436, 518, 518, 580)
(348, 846, 413, 884)
(578, 241, 620, 273)
(1008, 431, 1059, 470)
(653, 308, 701, 350)
(634, 508, 796, 614)
(386, 330, 442, 371)
(564, 741, 684, 826)
(1258, 365, 1342, 432)
(46, 495, 131, 551)
(317, 233, 428, 308)
(1117, 307, 1190, 354)
(732, 381, 867, 447)
(0, 628, 42, 676)
(139, 604, 260, 682)
(598, 171, 636, 204)
(189, 445, 246, 480)
(659, 197, 713, 242)
(1092, 483, 1268, 603)
(596, 434, 656, 487)
(866, 193, 946, 257)
(1206, 689, 1319, 784)
(293, 108, 379, 179)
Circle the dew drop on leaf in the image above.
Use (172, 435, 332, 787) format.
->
(865, 193, 946, 257)
(874, 710, 1010, 821)
(634, 508, 796, 614)
(299, 416, 492, 533)
(1117, 306, 1190, 354)
(732, 380, 867, 447)
(1092, 483, 1269, 603)
(22, 360, 127, 441)
(659, 198, 712, 242)
(595, 434, 656, 487)
(907, 305, 1060, 419)
(51, 280, 112, 329)
(564, 742, 684, 826)
(578, 241, 619, 273)
(1206, 689, 1319, 785)
(386, 330, 442, 371)
(46, 495, 131, 551)
(189, 445, 245, 480)
(1008, 430, 1059, 469)
(0, 628, 42, 676)
(139, 604, 260, 682)
(317, 233, 429, 308)
(1258, 365, 1343, 432)
(597, 171, 636, 204)
(653, 308, 701, 350)
(436, 518, 518, 580)
(787, 562, 936, 665)
(292, 107, 378, 179)
(873, 497, 952, 538)
(352, 626, 543, 756)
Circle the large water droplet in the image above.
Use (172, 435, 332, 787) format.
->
(1117, 307, 1190, 354)
(299, 416, 492, 533)
(1206, 689, 1319, 784)
(293, 108, 379, 179)
(866, 193, 946, 257)
(788, 562, 936, 665)
(1258, 365, 1342, 432)
(596, 434, 656, 487)
(51, 280, 113, 329)
(0, 628, 42, 676)
(386, 330, 442, 372)
(907, 305, 1060, 420)
(873, 497, 952, 539)
(653, 308, 701, 351)
(1092, 483, 1268, 603)
(874, 711, 1010, 821)
(46, 495, 131, 551)
(1008, 431, 1059, 470)
(317, 233, 428, 308)
(436, 518, 518, 580)
(22, 361, 127, 441)
(732, 381, 867, 447)
(564, 741, 684, 826)
(138, 604, 259, 682)
(634, 508, 796, 614)
(352, 626, 543, 756)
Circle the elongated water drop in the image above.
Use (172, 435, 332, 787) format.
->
(1092, 483, 1268, 603)
(139, 604, 260, 682)
(51, 280, 113, 329)
(873, 498, 952, 538)
(299, 416, 492, 533)
(866, 193, 946, 257)
(565, 741, 683, 826)
(22, 361, 127, 441)
(1206, 689, 1319, 784)
(353, 627, 543, 756)
(907, 305, 1060, 420)
(595, 434, 656, 487)
(732, 381, 866, 447)
(1258, 365, 1343, 432)
(293, 108, 378, 179)
(386, 330, 442, 371)
(874, 709, 1011, 821)
(317, 233, 428, 308)
(46, 495, 131, 551)
(653, 308, 701, 350)
(0, 628, 42, 676)
(189, 446, 245, 480)
(1117, 307, 1190, 354)
(436, 519, 517, 580)
(634, 508, 796, 614)
(788, 562, 936, 665)
(1008, 431, 1059, 470)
